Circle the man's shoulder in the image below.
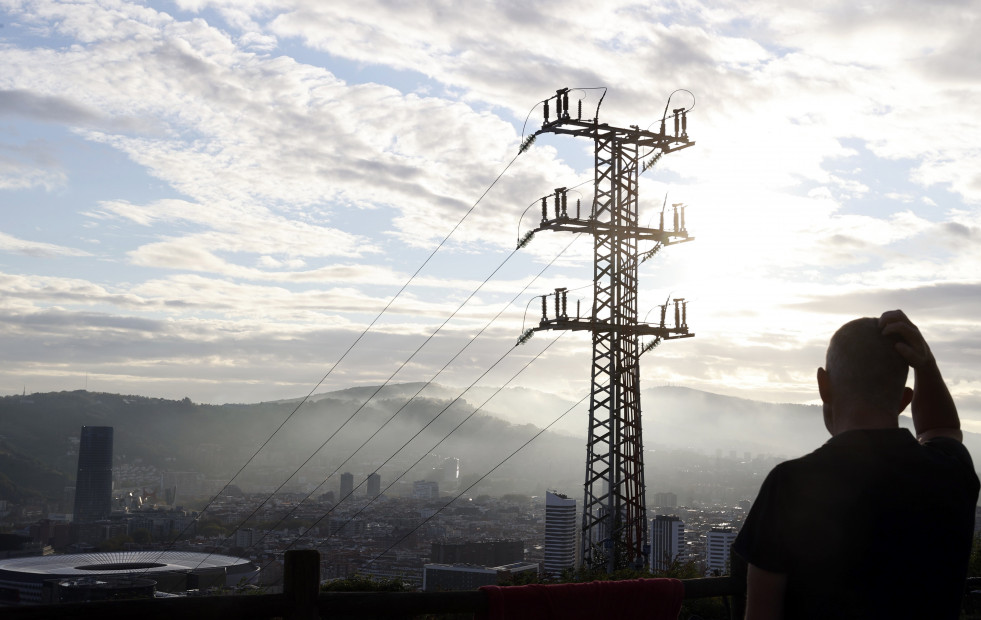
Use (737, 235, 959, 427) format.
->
(921, 434, 972, 456)
(755, 450, 835, 491)
(780, 438, 853, 470)
(800, 429, 978, 489)
(767, 430, 917, 481)
(920, 435, 979, 479)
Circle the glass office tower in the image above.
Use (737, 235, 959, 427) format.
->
(73, 426, 113, 523)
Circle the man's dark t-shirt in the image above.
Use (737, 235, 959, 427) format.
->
(734, 428, 979, 619)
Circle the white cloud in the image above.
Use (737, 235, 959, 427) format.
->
(0, 232, 90, 258)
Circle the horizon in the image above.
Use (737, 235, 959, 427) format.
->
(15, 380, 981, 448)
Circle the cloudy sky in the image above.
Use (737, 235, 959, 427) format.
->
(1, 0, 979, 430)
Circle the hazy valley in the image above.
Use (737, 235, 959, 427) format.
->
(2, 384, 977, 509)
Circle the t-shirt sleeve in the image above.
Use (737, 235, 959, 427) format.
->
(734, 465, 790, 574)
(923, 437, 981, 493)
(924, 436, 975, 467)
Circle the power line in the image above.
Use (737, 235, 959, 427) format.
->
(199, 244, 519, 557)
(261, 330, 570, 582)
(190, 206, 585, 572)
(244, 234, 582, 558)
(146, 143, 529, 569)
(282, 330, 566, 554)
(360, 389, 589, 571)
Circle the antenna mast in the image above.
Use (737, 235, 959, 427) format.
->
(519, 88, 695, 571)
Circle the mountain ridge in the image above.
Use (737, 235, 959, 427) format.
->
(1, 385, 977, 503)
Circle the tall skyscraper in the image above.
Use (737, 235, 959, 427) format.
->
(706, 527, 737, 575)
(73, 426, 113, 523)
(544, 491, 577, 577)
(340, 472, 354, 499)
(650, 515, 685, 572)
(366, 472, 381, 498)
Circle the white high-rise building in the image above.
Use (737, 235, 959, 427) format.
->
(544, 491, 577, 578)
(650, 515, 685, 572)
(706, 527, 737, 574)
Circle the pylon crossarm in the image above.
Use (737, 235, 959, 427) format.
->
(531, 318, 691, 338)
(538, 119, 694, 150)
(531, 218, 693, 244)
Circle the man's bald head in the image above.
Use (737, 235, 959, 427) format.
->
(825, 317, 910, 412)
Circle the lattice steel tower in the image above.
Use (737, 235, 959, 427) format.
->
(520, 88, 695, 571)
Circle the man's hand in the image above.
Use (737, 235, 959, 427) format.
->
(879, 309, 960, 442)
(879, 309, 935, 369)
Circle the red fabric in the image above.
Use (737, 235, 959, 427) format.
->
(478, 578, 684, 620)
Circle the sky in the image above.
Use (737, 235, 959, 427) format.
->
(1, 1, 980, 430)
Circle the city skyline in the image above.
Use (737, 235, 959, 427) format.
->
(1, 2, 980, 432)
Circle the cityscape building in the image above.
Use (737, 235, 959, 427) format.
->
(422, 562, 538, 592)
(430, 540, 523, 566)
(650, 515, 685, 572)
(366, 473, 381, 498)
(340, 472, 354, 500)
(159, 471, 211, 504)
(72, 427, 113, 524)
(413, 481, 439, 500)
(543, 491, 577, 577)
(327, 516, 365, 537)
(433, 458, 460, 484)
(126, 509, 197, 541)
(422, 563, 496, 591)
(706, 527, 737, 575)
(234, 528, 254, 549)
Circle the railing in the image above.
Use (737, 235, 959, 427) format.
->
(1, 549, 745, 619)
(6, 547, 980, 620)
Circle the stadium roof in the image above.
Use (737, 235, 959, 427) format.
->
(0, 551, 255, 580)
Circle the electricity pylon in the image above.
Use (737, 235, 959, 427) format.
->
(519, 88, 695, 571)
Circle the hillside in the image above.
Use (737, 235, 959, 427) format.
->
(2, 386, 978, 503)
(0, 442, 67, 503)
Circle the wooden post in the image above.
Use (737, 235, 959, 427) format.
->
(284, 549, 320, 620)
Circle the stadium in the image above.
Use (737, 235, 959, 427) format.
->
(0, 551, 259, 605)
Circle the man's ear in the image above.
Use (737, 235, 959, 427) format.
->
(817, 367, 831, 403)
(898, 386, 913, 414)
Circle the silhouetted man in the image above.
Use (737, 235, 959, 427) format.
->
(734, 310, 979, 619)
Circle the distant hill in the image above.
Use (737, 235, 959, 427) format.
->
(0, 442, 67, 503)
(1, 386, 977, 503)
(0, 388, 586, 499)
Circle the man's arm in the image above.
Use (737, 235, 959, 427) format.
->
(745, 563, 787, 620)
(879, 310, 961, 442)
